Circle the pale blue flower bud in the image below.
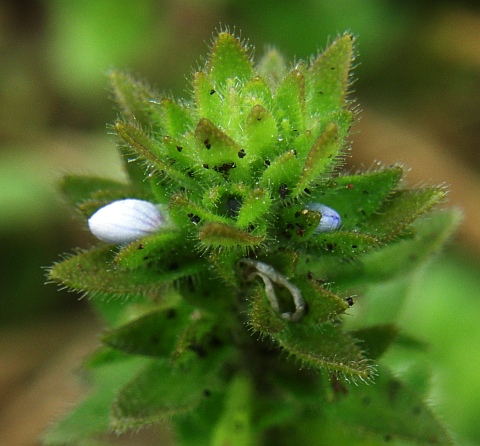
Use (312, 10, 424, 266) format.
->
(308, 203, 341, 233)
(88, 199, 164, 244)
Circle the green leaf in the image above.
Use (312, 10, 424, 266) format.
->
(273, 69, 306, 137)
(194, 71, 223, 125)
(244, 104, 279, 160)
(312, 166, 404, 230)
(306, 33, 354, 121)
(199, 221, 264, 249)
(194, 118, 244, 169)
(108, 71, 163, 131)
(324, 365, 454, 445)
(307, 231, 380, 257)
(211, 374, 254, 446)
(350, 324, 399, 360)
(49, 246, 203, 300)
(364, 187, 447, 240)
(235, 187, 272, 229)
(115, 121, 198, 190)
(207, 32, 254, 88)
(102, 305, 191, 357)
(272, 322, 375, 382)
(304, 209, 461, 288)
(160, 97, 194, 137)
(256, 48, 287, 87)
(59, 175, 130, 210)
(110, 348, 232, 432)
(42, 355, 148, 445)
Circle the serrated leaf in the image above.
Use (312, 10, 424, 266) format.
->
(272, 321, 375, 382)
(306, 33, 354, 120)
(49, 246, 203, 300)
(208, 32, 254, 88)
(364, 188, 447, 240)
(324, 365, 454, 445)
(111, 348, 232, 432)
(305, 209, 461, 288)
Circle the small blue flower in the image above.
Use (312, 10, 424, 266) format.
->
(308, 203, 341, 233)
(88, 199, 165, 244)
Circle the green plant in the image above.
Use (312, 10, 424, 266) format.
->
(46, 30, 459, 445)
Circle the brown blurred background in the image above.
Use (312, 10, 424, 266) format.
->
(0, 1, 479, 445)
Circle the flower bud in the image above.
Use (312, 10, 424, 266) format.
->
(308, 203, 341, 233)
(88, 199, 164, 244)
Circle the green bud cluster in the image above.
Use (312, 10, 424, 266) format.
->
(46, 31, 458, 445)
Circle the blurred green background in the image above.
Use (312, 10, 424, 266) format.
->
(1, 1, 479, 445)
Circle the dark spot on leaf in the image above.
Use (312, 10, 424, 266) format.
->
(176, 146, 183, 152)
(387, 379, 401, 402)
(325, 243, 336, 251)
(203, 163, 209, 169)
(295, 211, 301, 218)
(169, 261, 179, 271)
(279, 183, 289, 199)
(226, 197, 241, 217)
(188, 343, 207, 358)
(187, 213, 201, 224)
(187, 170, 195, 178)
(330, 66, 336, 70)
(203, 389, 212, 397)
(214, 162, 236, 177)
(238, 149, 246, 158)
(362, 396, 371, 406)
(137, 244, 144, 250)
(384, 434, 392, 442)
(296, 226, 306, 237)
(351, 245, 358, 249)
(363, 190, 369, 194)
(210, 89, 216, 95)
(304, 188, 311, 195)
(307, 271, 314, 279)
(264, 159, 271, 166)
(413, 405, 421, 415)
(331, 374, 348, 395)
(257, 115, 262, 121)
(345, 297, 354, 307)
(166, 309, 177, 319)
(291, 149, 297, 156)
(204, 139, 211, 149)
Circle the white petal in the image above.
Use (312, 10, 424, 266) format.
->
(88, 199, 164, 244)
(308, 203, 341, 233)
